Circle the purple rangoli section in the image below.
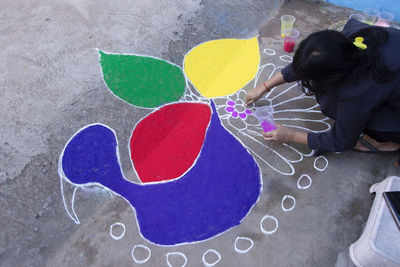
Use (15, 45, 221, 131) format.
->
(61, 101, 261, 245)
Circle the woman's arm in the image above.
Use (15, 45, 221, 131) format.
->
(246, 64, 308, 146)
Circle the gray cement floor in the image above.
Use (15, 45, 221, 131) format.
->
(1, 0, 399, 266)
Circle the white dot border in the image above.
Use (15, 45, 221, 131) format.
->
(281, 195, 296, 212)
(234, 236, 254, 254)
(131, 244, 151, 264)
(279, 55, 293, 63)
(260, 215, 279, 235)
(297, 174, 312, 190)
(263, 48, 276, 56)
(110, 222, 126, 240)
(202, 249, 221, 267)
(314, 156, 328, 171)
(166, 252, 187, 267)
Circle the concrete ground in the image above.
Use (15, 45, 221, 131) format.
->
(1, 0, 399, 266)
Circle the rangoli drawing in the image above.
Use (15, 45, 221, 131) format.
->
(59, 38, 330, 264)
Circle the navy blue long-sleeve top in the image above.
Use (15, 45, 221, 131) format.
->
(281, 19, 400, 152)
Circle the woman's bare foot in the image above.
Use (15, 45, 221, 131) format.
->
(354, 134, 400, 152)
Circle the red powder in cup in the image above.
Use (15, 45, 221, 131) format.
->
(284, 42, 295, 52)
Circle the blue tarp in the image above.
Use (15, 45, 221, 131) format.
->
(327, 0, 399, 22)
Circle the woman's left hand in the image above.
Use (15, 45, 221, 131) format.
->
(262, 124, 297, 143)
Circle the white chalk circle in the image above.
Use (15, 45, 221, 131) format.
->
(234, 236, 254, 254)
(109, 222, 126, 240)
(235, 99, 244, 106)
(202, 249, 221, 267)
(297, 174, 312, 190)
(131, 244, 151, 264)
(166, 252, 187, 267)
(279, 55, 293, 63)
(263, 48, 276, 56)
(260, 215, 278, 235)
(314, 156, 328, 171)
(281, 195, 296, 212)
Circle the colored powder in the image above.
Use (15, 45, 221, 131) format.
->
(99, 51, 185, 108)
(375, 21, 389, 27)
(261, 120, 276, 132)
(284, 42, 295, 52)
(183, 37, 260, 98)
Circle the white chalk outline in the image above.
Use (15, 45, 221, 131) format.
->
(313, 156, 328, 171)
(131, 244, 151, 264)
(202, 249, 221, 267)
(183, 82, 209, 103)
(239, 131, 295, 175)
(263, 48, 276, 56)
(279, 55, 293, 63)
(297, 174, 312, 190)
(281, 195, 296, 212)
(260, 215, 278, 235)
(234, 236, 254, 254)
(110, 222, 126, 240)
(166, 252, 187, 267)
(60, 169, 80, 224)
(215, 103, 306, 174)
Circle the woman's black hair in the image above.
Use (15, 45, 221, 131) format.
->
(292, 26, 397, 95)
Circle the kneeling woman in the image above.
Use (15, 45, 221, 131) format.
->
(245, 19, 400, 154)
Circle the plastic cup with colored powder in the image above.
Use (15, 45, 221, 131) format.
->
(281, 15, 296, 38)
(283, 28, 300, 53)
(363, 8, 379, 25)
(254, 106, 276, 132)
(349, 13, 365, 22)
(376, 11, 393, 27)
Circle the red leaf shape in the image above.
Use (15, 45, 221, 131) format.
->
(130, 103, 211, 183)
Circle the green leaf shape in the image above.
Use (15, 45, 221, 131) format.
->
(99, 51, 186, 108)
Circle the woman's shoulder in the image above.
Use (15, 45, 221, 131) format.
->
(341, 18, 370, 37)
(337, 75, 396, 104)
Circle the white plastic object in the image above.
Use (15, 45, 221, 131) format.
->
(349, 176, 400, 267)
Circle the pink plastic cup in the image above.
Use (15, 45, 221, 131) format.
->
(254, 106, 276, 132)
(376, 12, 393, 27)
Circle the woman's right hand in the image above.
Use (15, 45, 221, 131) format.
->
(245, 72, 286, 107)
(244, 83, 268, 107)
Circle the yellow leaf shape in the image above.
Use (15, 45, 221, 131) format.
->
(183, 37, 260, 98)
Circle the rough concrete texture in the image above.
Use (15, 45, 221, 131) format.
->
(1, 0, 399, 266)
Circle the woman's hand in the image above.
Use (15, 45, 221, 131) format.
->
(262, 124, 296, 143)
(245, 72, 287, 107)
(262, 124, 308, 146)
(244, 83, 268, 107)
